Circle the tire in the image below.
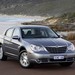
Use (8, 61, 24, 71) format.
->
(0, 47, 7, 61)
(19, 50, 32, 68)
(59, 62, 73, 67)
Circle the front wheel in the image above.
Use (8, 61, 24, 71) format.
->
(19, 51, 32, 68)
(0, 47, 7, 61)
(59, 62, 73, 67)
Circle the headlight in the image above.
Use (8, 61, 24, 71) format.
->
(30, 44, 45, 52)
(67, 44, 75, 51)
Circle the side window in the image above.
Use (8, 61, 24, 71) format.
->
(5, 28, 14, 38)
(12, 28, 20, 37)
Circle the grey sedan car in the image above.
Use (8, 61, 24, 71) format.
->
(0, 25, 75, 68)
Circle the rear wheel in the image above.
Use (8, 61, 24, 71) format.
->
(0, 47, 7, 61)
(19, 51, 32, 68)
(59, 62, 73, 67)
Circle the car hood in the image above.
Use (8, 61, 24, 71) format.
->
(23, 38, 71, 47)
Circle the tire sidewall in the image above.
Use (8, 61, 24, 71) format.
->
(60, 62, 73, 67)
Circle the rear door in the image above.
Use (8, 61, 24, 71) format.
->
(3, 28, 14, 54)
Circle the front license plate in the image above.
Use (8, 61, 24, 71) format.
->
(54, 56, 64, 60)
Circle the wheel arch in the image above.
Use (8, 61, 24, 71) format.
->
(19, 46, 26, 52)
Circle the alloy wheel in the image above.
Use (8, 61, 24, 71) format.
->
(19, 52, 30, 68)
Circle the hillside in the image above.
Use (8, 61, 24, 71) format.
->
(0, 0, 75, 16)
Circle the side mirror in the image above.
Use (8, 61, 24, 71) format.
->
(12, 36, 20, 40)
(58, 35, 63, 38)
(57, 33, 63, 38)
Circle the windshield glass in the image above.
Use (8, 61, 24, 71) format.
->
(21, 27, 58, 38)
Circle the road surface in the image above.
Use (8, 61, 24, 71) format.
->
(0, 58, 75, 75)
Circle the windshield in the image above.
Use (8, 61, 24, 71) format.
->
(21, 27, 58, 38)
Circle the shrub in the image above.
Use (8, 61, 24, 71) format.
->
(66, 33, 75, 40)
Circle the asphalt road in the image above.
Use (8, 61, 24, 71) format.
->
(0, 58, 75, 75)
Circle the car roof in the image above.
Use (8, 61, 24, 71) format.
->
(9, 25, 49, 29)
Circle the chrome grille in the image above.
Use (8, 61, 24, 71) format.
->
(46, 46, 67, 54)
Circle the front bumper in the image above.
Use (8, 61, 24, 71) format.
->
(28, 52, 75, 64)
